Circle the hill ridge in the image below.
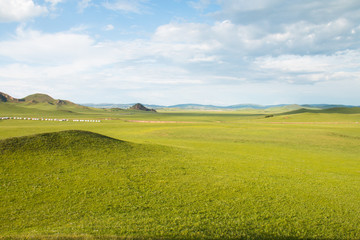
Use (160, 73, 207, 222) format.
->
(0, 92, 85, 109)
(0, 130, 126, 153)
(129, 103, 157, 112)
(2, 91, 359, 111)
(0, 92, 22, 103)
(24, 93, 55, 103)
(280, 107, 360, 115)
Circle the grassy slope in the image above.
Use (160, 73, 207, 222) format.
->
(23, 93, 56, 103)
(0, 102, 104, 118)
(1, 108, 360, 239)
(0, 130, 193, 238)
(279, 107, 360, 116)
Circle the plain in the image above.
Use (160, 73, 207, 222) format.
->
(1, 105, 360, 239)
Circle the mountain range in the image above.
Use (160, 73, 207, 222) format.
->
(83, 103, 359, 111)
(1, 92, 358, 111)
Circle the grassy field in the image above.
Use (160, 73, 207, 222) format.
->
(1, 104, 360, 239)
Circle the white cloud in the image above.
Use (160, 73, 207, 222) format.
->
(252, 50, 360, 84)
(0, 0, 47, 22)
(0, 27, 97, 64)
(102, 0, 148, 13)
(2, 21, 358, 99)
(215, 0, 360, 25)
(0, 26, 212, 83)
(218, 0, 279, 12)
(255, 51, 360, 74)
(153, 16, 360, 58)
(188, 0, 212, 10)
(204, 0, 360, 57)
(0, 25, 229, 103)
(45, 0, 64, 6)
(104, 24, 115, 31)
(1, 0, 360, 105)
(78, 0, 91, 12)
(153, 22, 209, 43)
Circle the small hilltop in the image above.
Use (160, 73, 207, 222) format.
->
(129, 103, 157, 112)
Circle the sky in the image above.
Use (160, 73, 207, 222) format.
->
(0, 0, 360, 105)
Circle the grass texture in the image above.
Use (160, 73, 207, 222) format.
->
(1, 106, 360, 239)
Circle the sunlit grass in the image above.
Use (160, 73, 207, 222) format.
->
(1, 107, 360, 239)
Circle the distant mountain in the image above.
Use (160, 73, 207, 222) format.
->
(129, 103, 157, 112)
(0, 92, 85, 108)
(84, 103, 166, 109)
(166, 104, 304, 110)
(266, 104, 303, 112)
(300, 104, 357, 109)
(167, 104, 220, 110)
(4, 92, 358, 111)
(23, 93, 80, 106)
(0, 92, 22, 103)
(84, 103, 134, 109)
(82, 102, 359, 110)
(226, 104, 266, 109)
(281, 107, 360, 115)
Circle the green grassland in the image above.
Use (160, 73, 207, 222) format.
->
(1, 102, 360, 239)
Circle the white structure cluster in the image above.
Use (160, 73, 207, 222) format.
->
(72, 119, 101, 123)
(0, 117, 101, 123)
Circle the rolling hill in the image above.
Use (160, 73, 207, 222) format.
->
(0, 130, 186, 238)
(0, 92, 99, 117)
(281, 107, 360, 115)
(1, 124, 360, 239)
(0, 92, 82, 107)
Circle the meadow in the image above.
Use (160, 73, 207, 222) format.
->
(1, 105, 360, 239)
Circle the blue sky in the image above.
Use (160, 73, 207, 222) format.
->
(1, 0, 360, 105)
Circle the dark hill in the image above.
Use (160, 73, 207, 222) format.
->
(129, 103, 157, 112)
(0, 92, 21, 103)
(0, 130, 127, 153)
(320, 107, 360, 114)
(281, 107, 360, 115)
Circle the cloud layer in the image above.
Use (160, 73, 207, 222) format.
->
(0, 0, 47, 22)
(102, 0, 149, 13)
(0, 0, 359, 104)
